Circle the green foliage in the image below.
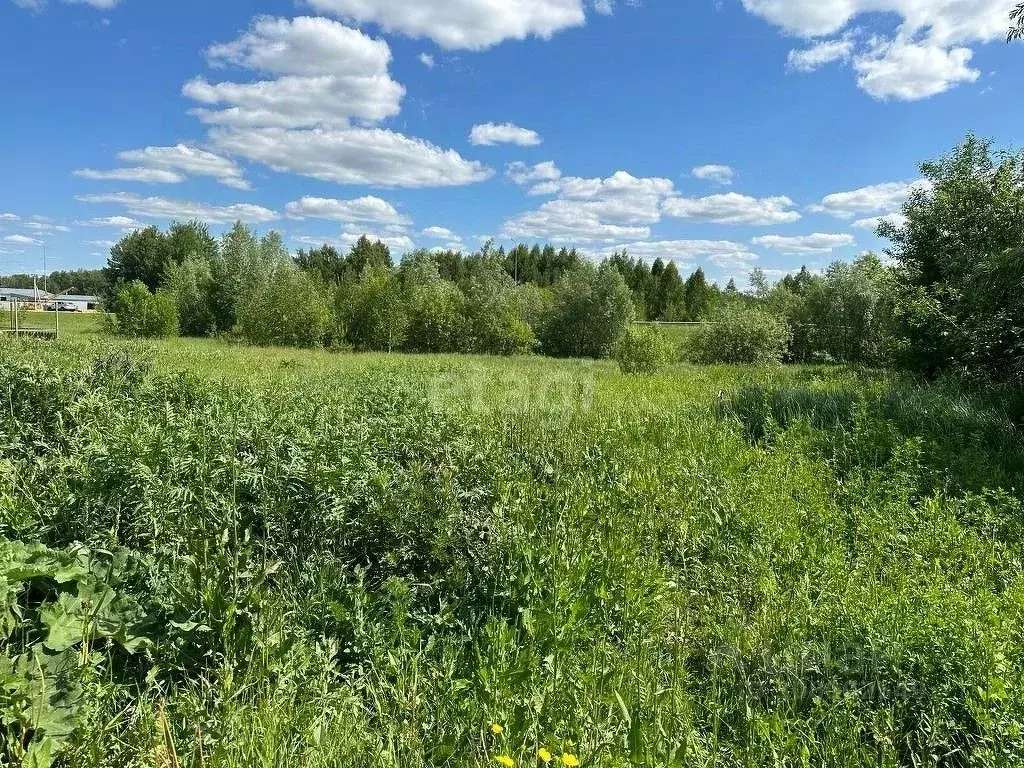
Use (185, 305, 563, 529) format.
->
(162, 251, 215, 337)
(881, 135, 1024, 381)
(688, 304, 791, 364)
(613, 324, 678, 374)
(541, 262, 635, 358)
(236, 265, 333, 348)
(1, 341, 1023, 767)
(400, 254, 468, 353)
(770, 254, 896, 364)
(345, 264, 408, 351)
(461, 258, 536, 355)
(104, 226, 170, 295)
(113, 281, 179, 338)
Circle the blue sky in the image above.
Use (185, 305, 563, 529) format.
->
(0, 0, 1020, 286)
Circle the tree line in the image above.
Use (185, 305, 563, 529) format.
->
(103, 133, 1023, 383)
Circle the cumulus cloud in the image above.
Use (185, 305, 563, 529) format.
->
(422, 226, 457, 239)
(663, 193, 801, 225)
(469, 122, 542, 147)
(692, 164, 735, 185)
(183, 16, 404, 128)
(506, 160, 562, 185)
(74, 168, 187, 184)
(503, 200, 651, 243)
(3, 234, 42, 245)
(751, 232, 856, 254)
(852, 212, 908, 230)
(503, 170, 680, 242)
(853, 39, 978, 100)
(285, 196, 411, 226)
(75, 145, 251, 190)
(787, 37, 853, 72)
(76, 192, 279, 224)
(210, 126, 492, 188)
(811, 180, 929, 219)
(419, 53, 435, 68)
(306, 0, 588, 50)
(743, 0, 1005, 99)
(0, 213, 19, 221)
(22, 221, 71, 233)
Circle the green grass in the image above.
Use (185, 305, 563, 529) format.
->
(1, 309, 106, 337)
(1, 334, 1022, 767)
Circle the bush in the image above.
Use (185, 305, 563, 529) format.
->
(541, 262, 635, 358)
(461, 259, 536, 356)
(113, 281, 179, 338)
(687, 306, 790, 365)
(345, 265, 408, 351)
(614, 325, 677, 374)
(236, 267, 332, 348)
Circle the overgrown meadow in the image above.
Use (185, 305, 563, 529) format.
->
(2, 335, 1023, 767)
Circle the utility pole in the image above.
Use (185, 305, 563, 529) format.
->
(42, 244, 47, 294)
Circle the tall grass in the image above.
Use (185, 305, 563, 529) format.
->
(1, 337, 1022, 767)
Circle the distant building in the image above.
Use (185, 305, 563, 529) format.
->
(0, 289, 101, 311)
(0, 287, 52, 308)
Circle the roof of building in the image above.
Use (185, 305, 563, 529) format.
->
(60, 295, 100, 303)
(0, 287, 54, 300)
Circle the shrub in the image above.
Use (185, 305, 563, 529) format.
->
(541, 262, 635, 358)
(236, 267, 332, 348)
(461, 259, 536, 356)
(614, 325, 677, 374)
(345, 265, 408, 351)
(687, 305, 790, 365)
(113, 281, 179, 338)
(404, 279, 468, 353)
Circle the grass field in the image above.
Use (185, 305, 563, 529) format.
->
(2, 331, 1023, 767)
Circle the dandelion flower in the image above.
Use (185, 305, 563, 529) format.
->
(495, 755, 515, 768)
(561, 754, 580, 767)
(491, 723, 505, 735)
(538, 748, 553, 763)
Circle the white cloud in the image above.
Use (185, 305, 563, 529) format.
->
(852, 212, 907, 230)
(503, 169, 677, 242)
(75, 215, 145, 229)
(75, 145, 251, 190)
(469, 122, 542, 147)
(84, 239, 117, 249)
(0, 213, 21, 221)
(422, 226, 457, 239)
(787, 37, 853, 72)
(76, 192, 279, 224)
(3, 234, 42, 246)
(591, 0, 614, 13)
(22, 222, 71, 233)
(743, 0, 1006, 99)
(506, 160, 562, 185)
(184, 16, 404, 128)
(692, 164, 735, 185)
(811, 180, 928, 219)
(210, 126, 492, 188)
(118, 145, 250, 190)
(306, 0, 587, 50)
(751, 232, 856, 254)
(596, 238, 759, 270)
(285, 195, 411, 226)
(419, 53, 436, 68)
(663, 193, 801, 225)
(503, 200, 650, 243)
(74, 167, 187, 184)
(853, 39, 978, 100)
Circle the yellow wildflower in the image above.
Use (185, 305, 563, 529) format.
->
(561, 754, 580, 767)
(491, 723, 505, 735)
(495, 756, 515, 768)
(538, 748, 553, 763)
